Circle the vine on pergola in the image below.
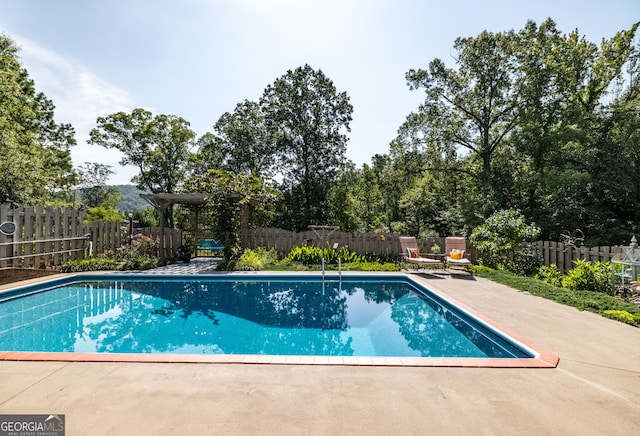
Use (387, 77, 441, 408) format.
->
(181, 170, 281, 260)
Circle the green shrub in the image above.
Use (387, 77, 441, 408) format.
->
(469, 209, 540, 271)
(508, 250, 543, 276)
(60, 258, 124, 272)
(287, 245, 325, 265)
(61, 237, 161, 272)
(341, 261, 400, 271)
(119, 256, 159, 270)
(602, 310, 640, 326)
(235, 247, 278, 271)
(286, 244, 367, 265)
(561, 259, 611, 293)
(536, 264, 563, 287)
(282, 244, 396, 270)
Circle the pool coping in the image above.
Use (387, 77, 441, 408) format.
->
(0, 271, 560, 368)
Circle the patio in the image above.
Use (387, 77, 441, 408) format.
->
(0, 271, 639, 434)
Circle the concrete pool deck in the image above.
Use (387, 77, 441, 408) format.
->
(0, 268, 639, 434)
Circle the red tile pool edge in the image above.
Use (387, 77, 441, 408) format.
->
(0, 351, 558, 367)
(0, 272, 560, 368)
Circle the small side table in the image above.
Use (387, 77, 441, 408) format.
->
(425, 253, 447, 270)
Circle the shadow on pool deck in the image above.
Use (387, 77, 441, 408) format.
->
(0, 272, 639, 434)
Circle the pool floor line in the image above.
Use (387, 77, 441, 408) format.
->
(0, 271, 561, 368)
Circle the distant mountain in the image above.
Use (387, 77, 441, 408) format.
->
(116, 185, 151, 211)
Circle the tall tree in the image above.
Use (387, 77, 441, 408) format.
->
(89, 109, 195, 226)
(191, 132, 225, 174)
(213, 99, 278, 178)
(511, 20, 639, 241)
(350, 163, 385, 232)
(0, 34, 76, 206)
(89, 108, 196, 194)
(77, 162, 121, 208)
(262, 64, 353, 230)
(405, 29, 521, 216)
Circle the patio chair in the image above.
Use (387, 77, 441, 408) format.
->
(398, 236, 445, 269)
(445, 237, 472, 270)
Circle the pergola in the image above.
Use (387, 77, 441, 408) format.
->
(140, 192, 245, 265)
(140, 193, 210, 265)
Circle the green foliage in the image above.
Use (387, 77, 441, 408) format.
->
(62, 236, 160, 272)
(213, 100, 278, 179)
(601, 310, 640, 326)
(399, 172, 440, 237)
(234, 247, 278, 271)
(130, 207, 158, 227)
(287, 245, 330, 265)
(470, 209, 540, 269)
(115, 185, 152, 212)
(561, 259, 611, 293)
(506, 250, 543, 276)
(182, 169, 282, 261)
(83, 206, 125, 222)
(261, 64, 353, 230)
(60, 258, 124, 272)
(88, 108, 196, 222)
(284, 244, 397, 268)
(470, 209, 541, 255)
(0, 34, 77, 206)
(536, 264, 563, 287)
(76, 162, 121, 208)
(339, 262, 400, 272)
(405, 29, 522, 214)
(286, 244, 362, 265)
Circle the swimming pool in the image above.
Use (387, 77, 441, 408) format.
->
(0, 273, 559, 367)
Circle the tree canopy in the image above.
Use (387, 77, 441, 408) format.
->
(0, 34, 77, 206)
(262, 64, 353, 230)
(387, 18, 640, 244)
(4, 20, 640, 247)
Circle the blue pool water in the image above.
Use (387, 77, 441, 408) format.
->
(0, 274, 533, 358)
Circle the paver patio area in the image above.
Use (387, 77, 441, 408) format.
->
(0, 270, 639, 435)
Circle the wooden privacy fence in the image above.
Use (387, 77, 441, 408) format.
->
(240, 228, 620, 272)
(238, 228, 479, 261)
(0, 204, 181, 268)
(0, 202, 626, 273)
(1, 204, 87, 269)
(239, 228, 402, 258)
(531, 241, 621, 273)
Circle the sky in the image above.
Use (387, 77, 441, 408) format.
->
(1, 0, 639, 185)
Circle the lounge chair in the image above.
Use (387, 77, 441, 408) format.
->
(445, 237, 472, 269)
(399, 237, 444, 269)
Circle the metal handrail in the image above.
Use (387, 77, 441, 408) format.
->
(0, 235, 89, 247)
(0, 247, 86, 261)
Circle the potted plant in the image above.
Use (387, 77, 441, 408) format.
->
(177, 245, 193, 263)
(431, 243, 441, 254)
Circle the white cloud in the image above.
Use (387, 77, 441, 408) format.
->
(13, 34, 138, 184)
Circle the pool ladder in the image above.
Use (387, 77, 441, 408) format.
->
(321, 257, 342, 290)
